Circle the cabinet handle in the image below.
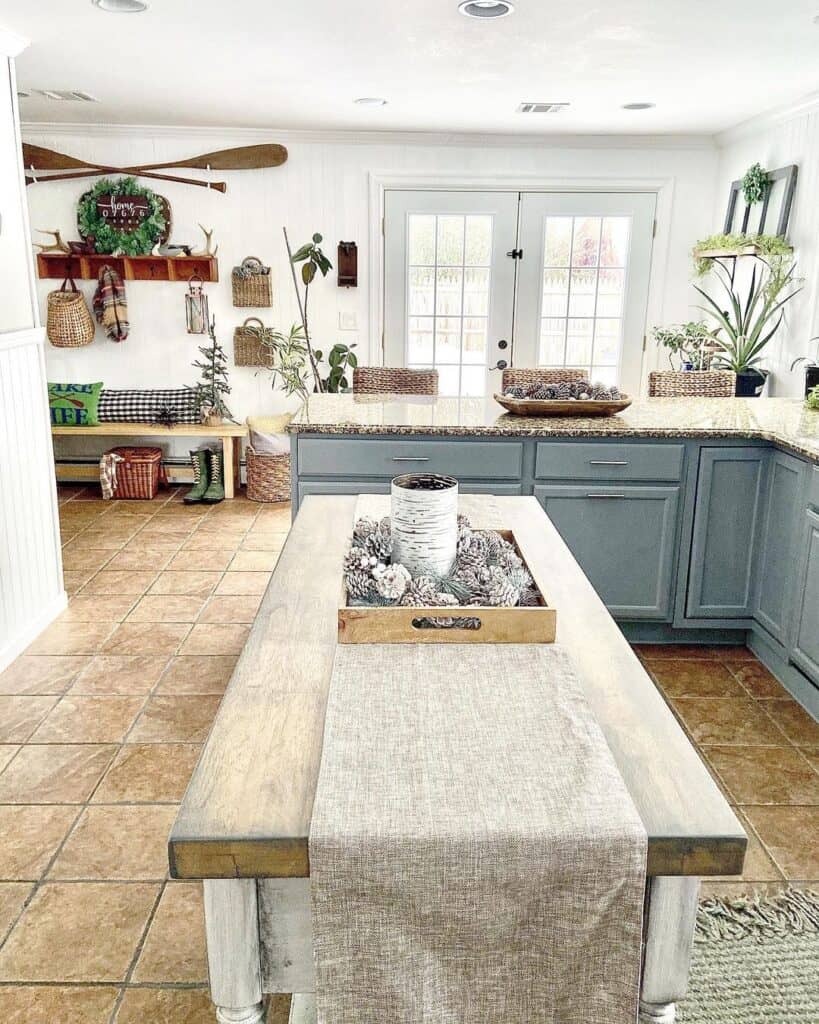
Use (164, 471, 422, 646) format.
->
(392, 456, 430, 462)
(589, 460, 629, 466)
(586, 493, 626, 499)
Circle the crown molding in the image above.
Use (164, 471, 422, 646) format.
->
(716, 90, 819, 147)
(20, 120, 717, 151)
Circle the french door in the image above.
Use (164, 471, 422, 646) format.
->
(384, 189, 656, 396)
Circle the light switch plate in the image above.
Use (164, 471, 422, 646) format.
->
(338, 311, 358, 331)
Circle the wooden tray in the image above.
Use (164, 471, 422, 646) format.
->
(338, 530, 556, 644)
(494, 393, 631, 417)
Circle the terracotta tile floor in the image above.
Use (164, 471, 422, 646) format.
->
(0, 484, 816, 1021)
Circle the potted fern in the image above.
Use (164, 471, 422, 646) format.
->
(693, 260, 802, 396)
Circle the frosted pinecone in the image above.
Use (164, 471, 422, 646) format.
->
(364, 524, 393, 562)
(518, 586, 541, 607)
(456, 534, 489, 574)
(373, 563, 411, 601)
(345, 569, 375, 600)
(483, 566, 522, 607)
(343, 546, 373, 574)
(451, 566, 484, 600)
(496, 547, 524, 572)
(509, 566, 534, 593)
(433, 592, 459, 607)
(400, 575, 439, 606)
(352, 517, 378, 545)
(457, 513, 471, 530)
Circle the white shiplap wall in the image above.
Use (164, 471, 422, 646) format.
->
(22, 124, 720, 459)
(715, 97, 819, 395)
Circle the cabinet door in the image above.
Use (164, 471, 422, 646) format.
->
(687, 448, 767, 619)
(534, 484, 680, 620)
(754, 451, 805, 643)
(792, 508, 819, 684)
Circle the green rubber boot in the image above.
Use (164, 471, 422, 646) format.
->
(202, 446, 225, 504)
(183, 447, 209, 504)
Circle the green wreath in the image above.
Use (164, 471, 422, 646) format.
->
(78, 176, 166, 256)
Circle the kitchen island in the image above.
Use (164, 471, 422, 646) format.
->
(288, 395, 819, 713)
(170, 493, 746, 1024)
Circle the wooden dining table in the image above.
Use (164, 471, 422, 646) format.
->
(169, 493, 746, 1024)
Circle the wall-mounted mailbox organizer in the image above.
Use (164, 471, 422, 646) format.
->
(37, 253, 219, 283)
(337, 241, 357, 287)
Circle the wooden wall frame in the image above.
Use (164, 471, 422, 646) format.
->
(723, 164, 798, 237)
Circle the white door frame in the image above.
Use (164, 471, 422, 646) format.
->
(368, 173, 675, 394)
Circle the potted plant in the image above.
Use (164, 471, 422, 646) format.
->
(257, 323, 312, 403)
(790, 337, 819, 397)
(652, 321, 715, 370)
(691, 233, 792, 277)
(314, 342, 358, 392)
(283, 229, 333, 393)
(806, 384, 819, 411)
(189, 317, 235, 424)
(693, 259, 802, 397)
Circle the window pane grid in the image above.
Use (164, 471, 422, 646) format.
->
(538, 214, 629, 379)
(406, 213, 492, 396)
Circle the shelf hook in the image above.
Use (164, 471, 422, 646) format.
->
(29, 164, 38, 184)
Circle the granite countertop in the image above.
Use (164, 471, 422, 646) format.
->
(287, 394, 819, 463)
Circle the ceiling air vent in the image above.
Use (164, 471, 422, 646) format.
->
(517, 102, 570, 114)
(34, 89, 100, 102)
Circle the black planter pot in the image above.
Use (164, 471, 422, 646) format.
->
(804, 364, 819, 397)
(735, 369, 767, 397)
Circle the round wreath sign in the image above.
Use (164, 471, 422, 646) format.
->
(77, 176, 167, 256)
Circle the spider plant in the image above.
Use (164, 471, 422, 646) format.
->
(693, 260, 802, 374)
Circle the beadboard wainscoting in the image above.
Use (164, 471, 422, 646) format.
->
(0, 329, 66, 671)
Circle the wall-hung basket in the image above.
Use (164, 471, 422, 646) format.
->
(233, 317, 274, 367)
(46, 277, 95, 347)
(232, 256, 272, 307)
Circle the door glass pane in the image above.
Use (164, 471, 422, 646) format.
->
(538, 213, 632, 380)
(405, 211, 493, 396)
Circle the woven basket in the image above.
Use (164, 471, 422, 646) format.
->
(234, 317, 274, 368)
(352, 366, 439, 395)
(232, 259, 272, 307)
(105, 446, 167, 500)
(501, 367, 586, 391)
(246, 446, 290, 502)
(46, 278, 95, 348)
(648, 370, 736, 398)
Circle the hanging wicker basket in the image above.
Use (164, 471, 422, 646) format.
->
(232, 257, 272, 307)
(46, 277, 95, 348)
(246, 446, 290, 502)
(234, 317, 274, 368)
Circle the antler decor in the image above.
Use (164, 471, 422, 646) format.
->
(33, 229, 70, 253)
(192, 225, 218, 257)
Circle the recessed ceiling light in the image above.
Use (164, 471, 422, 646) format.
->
(622, 102, 655, 111)
(458, 1, 515, 18)
(354, 97, 388, 106)
(92, 0, 148, 12)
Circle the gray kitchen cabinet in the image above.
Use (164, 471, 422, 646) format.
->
(791, 507, 819, 684)
(686, 447, 767, 619)
(298, 479, 522, 502)
(534, 484, 681, 620)
(754, 451, 806, 644)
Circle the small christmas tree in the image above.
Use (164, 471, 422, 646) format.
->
(189, 316, 235, 423)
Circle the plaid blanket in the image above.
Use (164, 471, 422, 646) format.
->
(93, 264, 129, 342)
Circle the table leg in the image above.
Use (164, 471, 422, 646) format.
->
(204, 879, 265, 1024)
(222, 438, 235, 500)
(233, 436, 242, 496)
(638, 876, 699, 1024)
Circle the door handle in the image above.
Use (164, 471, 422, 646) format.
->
(494, 359, 508, 370)
(392, 457, 430, 462)
(586, 493, 626, 499)
(589, 460, 629, 466)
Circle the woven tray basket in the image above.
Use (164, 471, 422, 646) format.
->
(246, 446, 290, 502)
(502, 367, 586, 390)
(648, 370, 736, 398)
(234, 318, 274, 368)
(232, 259, 272, 307)
(46, 278, 95, 348)
(352, 366, 439, 395)
(106, 446, 167, 500)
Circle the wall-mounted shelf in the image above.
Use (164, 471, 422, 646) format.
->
(36, 253, 219, 283)
(693, 244, 793, 261)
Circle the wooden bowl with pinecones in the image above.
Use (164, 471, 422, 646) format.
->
(495, 377, 631, 417)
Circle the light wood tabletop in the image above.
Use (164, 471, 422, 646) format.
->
(169, 494, 746, 880)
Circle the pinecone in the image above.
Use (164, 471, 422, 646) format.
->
(504, 386, 526, 399)
(591, 383, 612, 400)
(456, 534, 489, 574)
(400, 575, 439, 606)
(554, 381, 572, 400)
(343, 546, 372, 574)
(518, 586, 541, 607)
(457, 513, 471, 530)
(571, 379, 592, 399)
(433, 592, 459, 607)
(497, 547, 524, 572)
(610, 385, 621, 400)
(509, 566, 534, 593)
(483, 566, 522, 607)
(345, 569, 375, 600)
(353, 517, 378, 545)
(373, 563, 411, 601)
(364, 525, 393, 562)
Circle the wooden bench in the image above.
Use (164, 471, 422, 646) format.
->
(51, 421, 248, 499)
(170, 494, 747, 1024)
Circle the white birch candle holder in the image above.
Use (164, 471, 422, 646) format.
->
(390, 473, 458, 578)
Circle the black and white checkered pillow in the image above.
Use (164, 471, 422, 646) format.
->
(98, 389, 201, 424)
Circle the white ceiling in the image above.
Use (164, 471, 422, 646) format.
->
(5, 0, 819, 135)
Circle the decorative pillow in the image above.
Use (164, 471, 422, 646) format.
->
(48, 382, 103, 426)
(247, 414, 293, 454)
(98, 389, 201, 424)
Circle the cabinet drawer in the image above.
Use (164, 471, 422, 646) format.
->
(808, 465, 819, 510)
(535, 484, 680, 620)
(792, 508, 819, 684)
(299, 479, 522, 503)
(535, 442, 684, 482)
(297, 438, 523, 480)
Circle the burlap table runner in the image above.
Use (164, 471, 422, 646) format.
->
(310, 643, 647, 1023)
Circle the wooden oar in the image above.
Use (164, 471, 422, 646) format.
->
(25, 164, 227, 191)
(22, 142, 287, 187)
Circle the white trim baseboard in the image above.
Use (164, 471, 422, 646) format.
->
(0, 587, 67, 675)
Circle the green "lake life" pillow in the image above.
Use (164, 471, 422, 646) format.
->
(48, 382, 104, 426)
